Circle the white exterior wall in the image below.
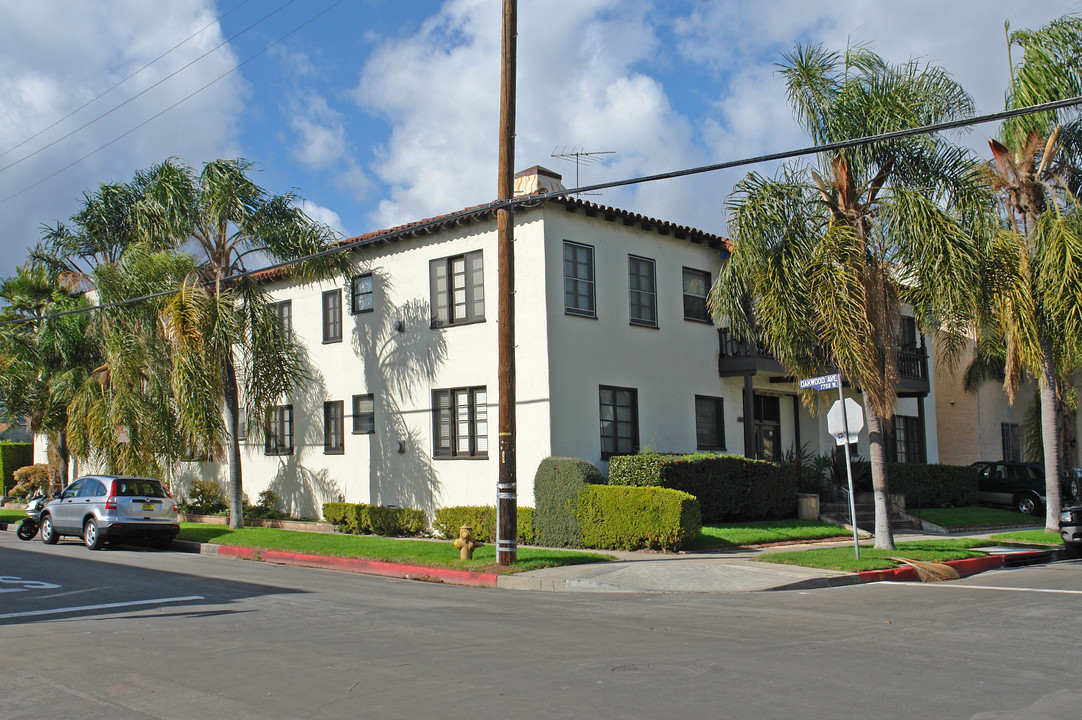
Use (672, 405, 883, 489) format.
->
(542, 209, 730, 470)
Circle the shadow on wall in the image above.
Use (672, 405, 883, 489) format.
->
(353, 270, 446, 516)
(266, 367, 343, 519)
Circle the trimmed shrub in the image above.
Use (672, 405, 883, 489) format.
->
(322, 502, 353, 528)
(0, 442, 34, 496)
(577, 485, 701, 551)
(323, 502, 426, 537)
(9, 463, 49, 500)
(534, 457, 605, 548)
(433, 505, 535, 544)
(872, 463, 979, 509)
(608, 452, 797, 523)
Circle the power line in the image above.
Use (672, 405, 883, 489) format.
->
(0, 0, 254, 162)
(0, 0, 347, 207)
(2, 92, 1080, 328)
(0, 0, 300, 177)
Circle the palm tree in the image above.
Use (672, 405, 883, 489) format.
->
(979, 15, 1082, 531)
(710, 44, 992, 549)
(143, 158, 352, 528)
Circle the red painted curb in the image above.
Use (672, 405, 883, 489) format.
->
(856, 553, 1012, 583)
(215, 546, 499, 588)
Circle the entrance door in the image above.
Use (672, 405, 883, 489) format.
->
(753, 394, 781, 461)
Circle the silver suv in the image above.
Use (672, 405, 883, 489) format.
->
(39, 475, 180, 550)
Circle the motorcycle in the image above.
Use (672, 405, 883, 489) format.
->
(16, 493, 49, 541)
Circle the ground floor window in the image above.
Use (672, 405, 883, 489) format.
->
(432, 387, 488, 458)
(1001, 422, 1022, 462)
(324, 401, 344, 454)
(600, 386, 638, 459)
(353, 394, 374, 434)
(265, 404, 294, 455)
(888, 414, 926, 463)
(695, 395, 725, 450)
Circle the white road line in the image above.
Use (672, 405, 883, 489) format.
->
(0, 595, 205, 620)
(873, 582, 1082, 595)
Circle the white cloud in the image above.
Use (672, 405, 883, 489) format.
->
(299, 199, 346, 238)
(0, 0, 245, 279)
(289, 93, 348, 170)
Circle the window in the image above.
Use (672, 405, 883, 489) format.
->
(322, 289, 342, 343)
(430, 251, 484, 326)
(599, 386, 638, 459)
(352, 394, 374, 434)
(564, 241, 595, 317)
(683, 268, 711, 323)
(695, 395, 725, 450)
(273, 300, 292, 341)
(265, 404, 294, 455)
(753, 394, 780, 461)
(324, 401, 344, 454)
(887, 415, 926, 463)
(432, 387, 488, 458)
(350, 273, 373, 315)
(628, 256, 657, 327)
(1001, 422, 1022, 462)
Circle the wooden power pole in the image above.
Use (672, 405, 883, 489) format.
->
(496, 0, 518, 566)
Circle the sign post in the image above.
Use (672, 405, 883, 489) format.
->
(801, 373, 863, 559)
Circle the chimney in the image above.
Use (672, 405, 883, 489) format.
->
(513, 166, 566, 197)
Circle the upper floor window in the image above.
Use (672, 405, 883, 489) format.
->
(599, 385, 638, 460)
(265, 404, 294, 455)
(683, 268, 711, 323)
(564, 241, 595, 317)
(353, 394, 374, 434)
(273, 300, 292, 342)
(324, 401, 344, 454)
(695, 395, 725, 451)
(432, 387, 488, 458)
(322, 289, 342, 343)
(628, 255, 657, 327)
(430, 251, 484, 326)
(351, 273, 373, 315)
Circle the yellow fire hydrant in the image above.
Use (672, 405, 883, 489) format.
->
(454, 525, 482, 560)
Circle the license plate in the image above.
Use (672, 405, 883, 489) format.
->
(140, 503, 155, 511)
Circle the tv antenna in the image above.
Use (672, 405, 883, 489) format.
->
(551, 147, 615, 195)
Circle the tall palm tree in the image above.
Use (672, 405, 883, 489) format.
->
(979, 15, 1082, 531)
(710, 43, 992, 549)
(143, 158, 352, 528)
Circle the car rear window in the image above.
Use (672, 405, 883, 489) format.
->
(114, 479, 168, 498)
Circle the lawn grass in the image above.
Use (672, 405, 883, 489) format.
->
(0, 508, 26, 524)
(689, 519, 850, 550)
(756, 539, 990, 572)
(989, 529, 1062, 546)
(177, 523, 613, 574)
(911, 506, 1042, 529)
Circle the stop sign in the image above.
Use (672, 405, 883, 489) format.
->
(827, 398, 864, 445)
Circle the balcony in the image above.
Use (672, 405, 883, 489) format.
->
(717, 328, 930, 397)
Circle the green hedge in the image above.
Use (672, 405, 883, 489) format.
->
(853, 463, 979, 508)
(0, 442, 33, 496)
(321, 502, 427, 536)
(608, 452, 796, 523)
(533, 457, 605, 548)
(432, 505, 535, 545)
(577, 485, 701, 551)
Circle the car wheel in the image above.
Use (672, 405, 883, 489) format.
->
(16, 520, 37, 540)
(40, 515, 59, 544)
(84, 518, 104, 550)
(1015, 494, 1039, 515)
(1065, 542, 1082, 560)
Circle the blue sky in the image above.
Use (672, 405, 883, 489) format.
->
(1, 0, 1079, 281)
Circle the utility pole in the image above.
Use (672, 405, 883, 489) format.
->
(496, 0, 517, 566)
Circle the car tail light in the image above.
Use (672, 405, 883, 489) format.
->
(165, 486, 178, 512)
(105, 495, 117, 510)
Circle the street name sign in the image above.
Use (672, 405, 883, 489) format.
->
(799, 373, 840, 391)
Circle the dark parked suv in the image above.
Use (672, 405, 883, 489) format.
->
(971, 461, 1048, 515)
(39, 475, 180, 550)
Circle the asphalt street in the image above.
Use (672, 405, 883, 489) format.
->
(1, 531, 1080, 720)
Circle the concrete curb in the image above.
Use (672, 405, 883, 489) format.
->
(202, 542, 500, 588)
(852, 548, 1058, 584)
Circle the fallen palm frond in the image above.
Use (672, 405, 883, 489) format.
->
(887, 557, 960, 582)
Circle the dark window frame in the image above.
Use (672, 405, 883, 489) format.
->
(1001, 422, 1022, 462)
(430, 251, 484, 327)
(432, 386, 488, 459)
(352, 394, 374, 435)
(683, 267, 712, 323)
(265, 404, 294, 456)
(887, 415, 927, 464)
(322, 289, 342, 343)
(563, 241, 596, 318)
(695, 395, 726, 451)
(273, 300, 293, 342)
(324, 400, 344, 454)
(599, 385, 639, 460)
(628, 255, 658, 328)
(350, 273, 374, 315)
(752, 393, 781, 461)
